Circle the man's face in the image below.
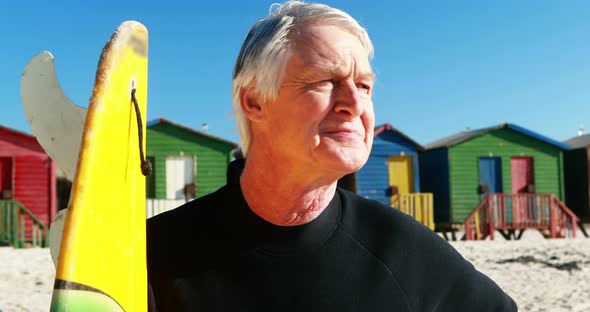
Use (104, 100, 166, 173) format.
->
(255, 24, 375, 180)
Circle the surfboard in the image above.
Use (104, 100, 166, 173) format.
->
(31, 21, 150, 311)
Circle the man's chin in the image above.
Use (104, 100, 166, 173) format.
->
(331, 155, 367, 173)
(315, 146, 369, 171)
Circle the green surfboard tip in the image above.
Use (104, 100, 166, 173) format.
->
(50, 289, 125, 312)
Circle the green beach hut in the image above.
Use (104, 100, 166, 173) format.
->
(146, 118, 238, 216)
(420, 123, 576, 240)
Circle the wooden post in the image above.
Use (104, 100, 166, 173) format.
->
(488, 195, 495, 240)
(416, 195, 422, 224)
(572, 215, 577, 238)
(10, 202, 18, 248)
(35, 224, 40, 247)
(20, 214, 25, 248)
(44, 229, 49, 247)
(549, 196, 557, 238)
(12, 204, 19, 247)
(0, 202, 5, 242)
(5, 202, 12, 243)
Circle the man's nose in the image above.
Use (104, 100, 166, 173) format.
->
(333, 78, 363, 119)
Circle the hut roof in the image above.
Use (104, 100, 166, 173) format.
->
(0, 125, 45, 152)
(564, 134, 590, 149)
(425, 123, 570, 151)
(0, 125, 35, 140)
(147, 118, 238, 148)
(374, 123, 424, 151)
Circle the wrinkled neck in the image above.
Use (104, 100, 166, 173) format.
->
(239, 152, 338, 226)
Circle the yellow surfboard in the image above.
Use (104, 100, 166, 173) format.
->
(47, 21, 149, 311)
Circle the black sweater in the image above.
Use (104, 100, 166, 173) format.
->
(147, 184, 517, 311)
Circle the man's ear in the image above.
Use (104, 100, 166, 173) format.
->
(240, 87, 265, 122)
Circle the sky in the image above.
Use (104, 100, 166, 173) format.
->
(1, 0, 589, 147)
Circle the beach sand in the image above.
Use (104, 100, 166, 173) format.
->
(0, 228, 588, 311)
(0, 247, 54, 312)
(450, 229, 590, 312)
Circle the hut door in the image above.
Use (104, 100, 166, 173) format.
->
(0, 157, 12, 198)
(166, 156, 195, 200)
(388, 156, 414, 205)
(511, 157, 534, 193)
(479, 157, 502, 194)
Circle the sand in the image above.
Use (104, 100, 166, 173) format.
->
(450, 229, 590, 312)
(0, 247, 54, 312)
(0, 229, 588, 311)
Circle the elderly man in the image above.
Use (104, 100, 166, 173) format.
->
(147, 1, 517, 311)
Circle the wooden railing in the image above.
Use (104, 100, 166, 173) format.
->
(391, 193, 435, 230)
(0, 200, 49, 248)
(464, 194, 579, 240)
(463, 196, 494, 240)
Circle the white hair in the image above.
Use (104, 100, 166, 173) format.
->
(232, 0, 374, 155)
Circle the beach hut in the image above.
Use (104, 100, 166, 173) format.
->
(420, 123, 577, 240)
(349, 123, 433, 229)
(145, 118, 237, 216)
(0, 125, 54, 247)
(564, 134, 590, 223)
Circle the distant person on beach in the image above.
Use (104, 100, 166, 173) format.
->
(226, 148, 245, 184)
(146, 1, 517, 311)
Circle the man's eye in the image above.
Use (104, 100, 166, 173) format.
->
(317, 80, 335, 86)
(310, 80, 335, 89)
(356, 83, 371, 94)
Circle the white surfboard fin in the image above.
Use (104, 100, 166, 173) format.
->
(20, 51, 87, 181)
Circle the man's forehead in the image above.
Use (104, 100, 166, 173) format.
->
(289, 27, 373, 78)
(292, 25, 367, 55)
(296, 59, 374, 81)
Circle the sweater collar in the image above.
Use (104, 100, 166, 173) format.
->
(227, 183, 341, 255)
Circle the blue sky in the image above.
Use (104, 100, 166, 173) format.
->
(1, 0, 589, 146)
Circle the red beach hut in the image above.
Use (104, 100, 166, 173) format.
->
(0, 125, 55, 247)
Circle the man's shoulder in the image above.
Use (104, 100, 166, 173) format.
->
(147, 185, 231, 228)
(336, 188, 447, 260)
(336, 188, 428, 237)
(146, 185, 234, 253)
(336, 188, 517, 311)
(337, 187, 464, 267)
(146, 185, 237, 271)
